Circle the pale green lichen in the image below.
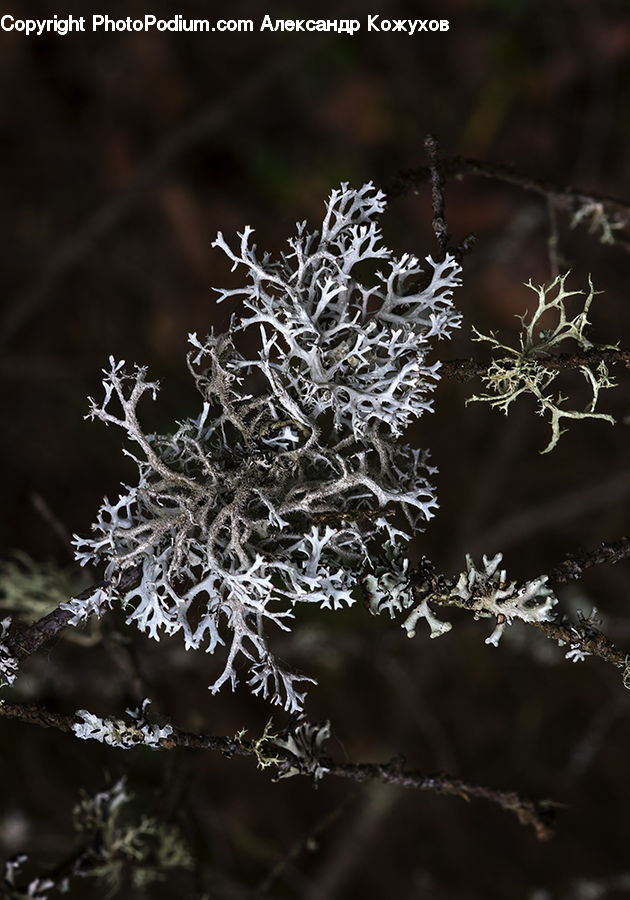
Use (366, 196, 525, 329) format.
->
(2, 780, 192, 899)
(468, 273, 616, 453)
(0, 553, 100, 646)
(0, 552, 77, 623)
(233, 718, 283, 770)
(234, 717, 331, 780)
(72, 778, 193, 894)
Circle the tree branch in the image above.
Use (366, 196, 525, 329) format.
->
(0, 698, 556, 841)
(389, 154, 630, 216)
(406, 539, 630, 675)
(440, 346, 630, 383)
(5, 564, 142, 663)
(547, 535, 630, 584)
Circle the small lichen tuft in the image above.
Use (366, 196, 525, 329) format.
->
(467, 273, 616, 453)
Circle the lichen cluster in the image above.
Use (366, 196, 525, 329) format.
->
(64, 184, 462, 711)
(468, 273, 615, 453)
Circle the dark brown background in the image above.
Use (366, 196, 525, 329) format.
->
(2, 1, 630, 897)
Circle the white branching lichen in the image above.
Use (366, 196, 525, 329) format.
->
(73, 699, 173, 749)
(364, 542, 452, 639)
(561, 608, 600, 663)
(467, 273, 616, 453)
(64, 183, 462, 711)
(0, 617, 18, 688)
(570, 199, 628, 245)
(565, 644, 590, 663)
(451, 553, 557, 647)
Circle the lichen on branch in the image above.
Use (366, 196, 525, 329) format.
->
(467, 273, 616, 453)
(365, 549, 558, 647)
(64, 183, 462, 712)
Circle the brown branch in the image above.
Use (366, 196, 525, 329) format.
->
(407, 540, 630, 675)
(547, 536, 630, 584)
(530, 619, 627, 669)
(0, 698, 555, 841)
(440, 346, 630, 383)
(326, 759, 556, 842)
(420, 135, 477, 263)
(5, 534, 630, 682)
(5, 564, 142, 663)
(389, 155, 630, 217)
(424, 134, 450, 256)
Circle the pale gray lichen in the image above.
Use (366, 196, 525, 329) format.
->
(271, 716, 331, 781)
(364, 542, 451, 639)
(565, 644, 591, 663)
(0, 617, 18, 688)
(2, 856, 54, 900)
(64, 183, 462, 712)
(570, 199, 628, 246)
(1, 779, 192, 899)
(451, 553, 557, 647)
(365, 551, 557, 647)
(561, 607, 600, 663)
(73, 699, 173, 749)
(468, 273, 616, 453)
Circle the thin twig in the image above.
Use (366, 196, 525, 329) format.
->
(547, 536, 630, 584)
(255, 793, 356, 896)
(547, 195, 561, 278)
(5, 564, 142, 662)
(390, 154, 630, 214)
(6, 534, 630, 676)
(392, 154, 630, 255)
(424, 134, 450, 256)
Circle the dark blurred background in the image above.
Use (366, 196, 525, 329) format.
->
(2, 1, 630, 897)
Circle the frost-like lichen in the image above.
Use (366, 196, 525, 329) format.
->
(468, 273, 616, 453)
(64, 183, 462, 711)
(0, 617, 18, 687)
(73, 699, 173, 748)
(450, 553, 557, 646)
